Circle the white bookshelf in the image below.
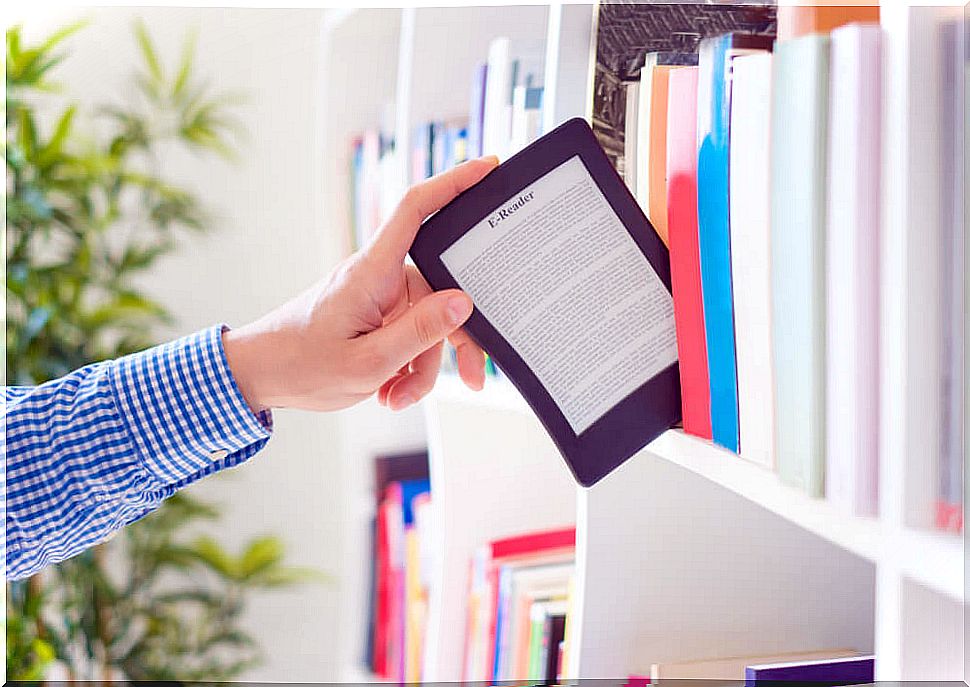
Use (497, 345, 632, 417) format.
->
(321, 3, 966, 683)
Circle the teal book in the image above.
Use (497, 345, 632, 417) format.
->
(769, 34, 830, 496)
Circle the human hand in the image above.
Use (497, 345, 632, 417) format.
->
(223, 155, 499, 413)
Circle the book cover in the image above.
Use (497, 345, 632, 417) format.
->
(744, 654, 874, 685)
(825, 23, 882, 516)
(666, 66, 712, 440)
(777, 5, 880, 42)
(651, 649, 858, 680)
(647, 65, 679, 246)
(729, 52, 775, 467)
(697, 33, 772, 454)
(770, 33, 831, 496)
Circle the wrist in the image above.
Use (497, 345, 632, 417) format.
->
(223, 324, 277, 414)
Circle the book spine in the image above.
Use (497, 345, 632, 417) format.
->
(666, 66, 712, 440)
(624, 80, 640, 191)
(635, 56, 657, 214)
(937, 18, 966, 532)
(825, 24, 881, 515)
(647, 66, 677, 246)
(770, 34, 831, 496)
(696, 34, 743, 453)
(468, 62, 488, 159)
(728, 53, 775, 469)
(483, 37, 512, 158)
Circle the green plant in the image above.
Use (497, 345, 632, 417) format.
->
(5, 21, 323, 681)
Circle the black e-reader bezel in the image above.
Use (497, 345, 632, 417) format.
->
(409, 117, 681, 487)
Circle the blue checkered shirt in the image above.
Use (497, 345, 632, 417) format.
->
(4, 325, 273, 580)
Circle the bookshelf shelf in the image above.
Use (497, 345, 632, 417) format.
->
(433, 376, 966, 603)
(324, 3, 966, 684)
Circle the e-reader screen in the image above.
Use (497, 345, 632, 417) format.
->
(440, 155, 678, 434)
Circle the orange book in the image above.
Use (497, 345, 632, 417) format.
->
(647, 65, 678, 245)
(777, 4, 879, 42)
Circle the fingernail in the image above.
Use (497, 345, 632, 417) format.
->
(482, 154, 500, 166)
(447, 295, 473, 325)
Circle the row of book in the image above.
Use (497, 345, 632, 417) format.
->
(349, 36, 544, 251)
(633, 649, 874, 685)
(624, 6, 965, 528)
(462, 526, 576, 683)
(365, 452, 433, 682)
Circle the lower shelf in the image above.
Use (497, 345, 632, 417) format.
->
(429, 375, 964, 601)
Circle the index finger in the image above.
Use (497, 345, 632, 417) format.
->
(367, 155, 499, 265)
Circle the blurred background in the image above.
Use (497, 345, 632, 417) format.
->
(7, 6, 355, 681)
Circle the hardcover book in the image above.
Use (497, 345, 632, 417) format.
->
(729, 52, 775, 467)
(696, 33, 773, 454)
(770, 33, 831, 496)
(665, 66, 712, 440)
(825, 23, 882, 515)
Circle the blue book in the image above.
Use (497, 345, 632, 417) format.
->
(399, 478, 430, 526)
(468, 61, 488, 159)
(745, 655, 874, 686)
(696, 33, 772, 453)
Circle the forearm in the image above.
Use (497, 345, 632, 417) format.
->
(4, 325, 272, 580)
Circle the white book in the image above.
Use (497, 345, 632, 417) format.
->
(482, 36, 512, 159)
(624, 80, 640, 191)
(634, 55, 658, 209)
(729, 52, 775, 470)
(824, 23, 882, 516)
(879, 4, 961, 525)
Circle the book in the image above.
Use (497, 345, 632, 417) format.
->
(825, 23, 882, 516)
(696, 33, 773, 454)
(770, 33, 831, 496)
(410, 118, 681, 486)
(468, 61, 488, 159)
(635, 52, 699, 243)
(744, 654, 874, 685)
(937, 18, 966, 533)
(646, 65, 679, 246)
(665, 66, 712, 440)
(624, 80, 640, 191)
(651, 648, 858, 680)
(510, 79, 544, 156)
(728, 52, 775, 468)
(777, 5, 880, 42)
(482, 37, 512, 159)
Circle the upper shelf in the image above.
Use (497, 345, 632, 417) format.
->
(427, 374, 964, 601)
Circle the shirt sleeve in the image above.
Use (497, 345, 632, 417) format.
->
(4, 325, 273, 580)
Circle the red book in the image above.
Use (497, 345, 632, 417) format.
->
(665, 67, 713, 440)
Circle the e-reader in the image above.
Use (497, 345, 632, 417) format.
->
(410, 117, 682, 487)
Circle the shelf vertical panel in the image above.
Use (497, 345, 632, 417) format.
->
(575, 451, 875, 678)
(421, 394, 577, 682)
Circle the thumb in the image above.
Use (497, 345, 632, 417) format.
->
(364, 290, 474, 376)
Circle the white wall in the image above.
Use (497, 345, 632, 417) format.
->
(19, 6, 350, 680)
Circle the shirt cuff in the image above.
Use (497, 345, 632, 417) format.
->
(108, 325, 273, 488)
